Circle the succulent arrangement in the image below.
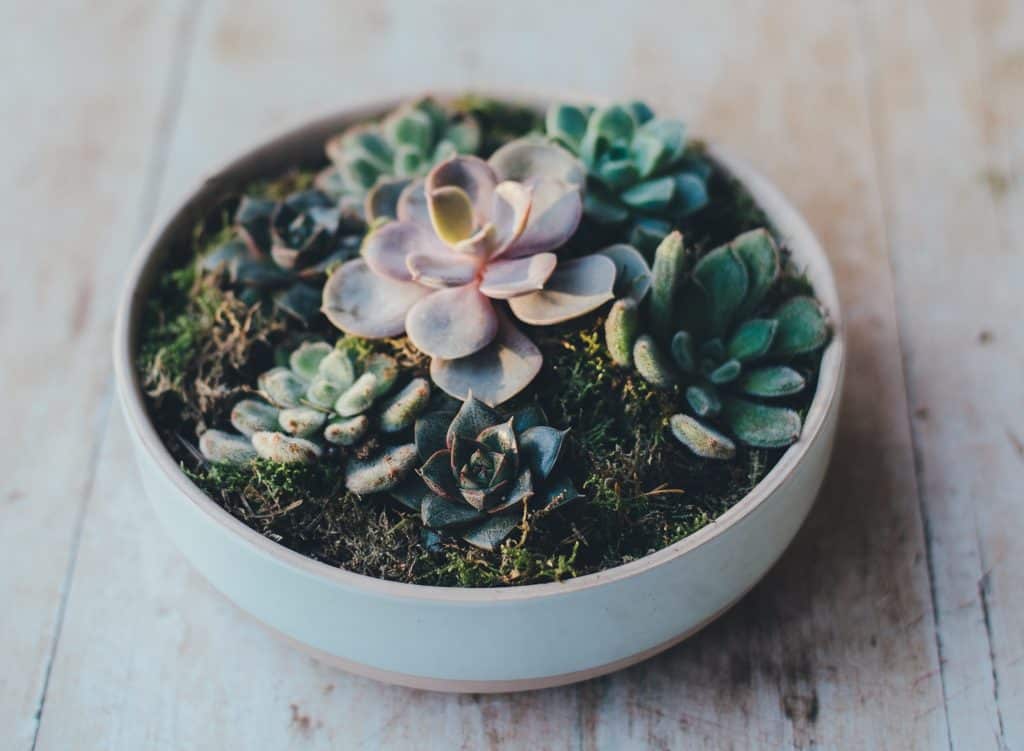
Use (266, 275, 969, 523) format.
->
(544, 102, 709, 251)
(202, 189, 362, 322)
(316, 97, 482, 220)
(604, 229, 828, 459)
(141, 95, 832, 586)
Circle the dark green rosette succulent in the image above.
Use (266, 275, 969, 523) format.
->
(389, 395, 581, 551)
(202, 189, 362, 323)
(545, 101, 709, 251)
(604, 229, 830, 459)
(316, 97, 482, 221)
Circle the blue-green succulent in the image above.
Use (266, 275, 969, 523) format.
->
(386, 395, 580, 551)
(544, 101, 709, 250)
(316, 97, 482, 220)
(603, 229, 829, 459)
(202, 189, 362, 323)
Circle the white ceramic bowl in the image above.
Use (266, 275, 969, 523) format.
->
(114, 100, 845, 693)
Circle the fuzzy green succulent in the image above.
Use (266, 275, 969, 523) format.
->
(202, 189, 362, 323)
(381, 395, 580, 551)
(198, 338, 430, 466)
(316, 97, 482, 220)
(604, 229, 829, 459)
(544, 101, 709, 250)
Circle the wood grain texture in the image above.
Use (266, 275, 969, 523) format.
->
(0, 3, 190, 749)
(13, 0, 1022, 748)
(860, 0, 1024, 747)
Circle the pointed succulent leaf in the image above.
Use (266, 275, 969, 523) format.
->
(673, 173, 709, 215)
(546, 104, 589, 148)
(727, 318, 778, 362)
(648, 231, 686, 342)
(324, 415, 370, 446)
(422, 494, 486, 529)
(414, 411, 454, 461)
(345, 444, 419, 495)
(670, 331, 697, 374)
(199, 430, 257, 465)
(638, 118, 685, 164)
(406, 284, 499, 360)
(278, 407, 327, 439)
(605, 298, 640, 367)
(582, 105, 636, 158)
(693, 245, 749, 337)
(477, 418, 517, 455)
(597, 159, 641, 190)
(364, 353, 399, 397)
(235, 196, 275, 253)
(334, 372, 379, 417)
(772, 296, 829, 357)
(252, 431, 322, 464)
(723, 399, 802, 448)
(379, 378, 431, 433)
(519, 426, 567, 481)
(322, 258, 431, 338)
(258, 367, 307, 408)
(445, 393, 501, 446)
(390, 475, 434, 512)
(740, 366, 807, 398)
(231, 399, 280, 438)
(512, 405, 547, 434)
(537, 472, 581, 511)
(669, 414, 736, 460)
(628, 131, 669, 179)
(686, 384, 722, 418)
(709, 358, 742, 385)
(430, 313, 543, 405)
(733, 229, 780, 317)
(620, 176, 676, 212)
(507, 254, 616, 325)
(418, 448, 460, 499)
(289, 340, 332, 381)
(461, 513, 521, 551)
(598, 244, 652, 302)
(633, 334, 677, 389)
(486, 467, 534, 513)
(273, 284, 322, 324)
(629, 217, 672, 254)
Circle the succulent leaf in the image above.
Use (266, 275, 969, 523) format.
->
(199, 430, 258, 465)
(685, 384, 722, 418)
(723, 399, 802, 448)
(389, 475, 435, 512)
(536, 473, 581, 511)
(772, 296, 829, 357)
(278, 407, 327, 439)
(345, 444, 419, 494)
(670, 331, 697, 374)
(605, 298, 640, 367)
(633, 334, 677, 389)
(379, 378, 431, 433)
(740, 366, 806, 398)
(230, 399, 280, 437)
(709, 358, 742, 385)
(461, 513, 520, 551)
(414, 411, 454, 460)
(693, 245, 749, 338)
(732, 229, 780, 317)
(507, 254, 616, 326)
(649, 231, 686, 342)
(252, 431, 322, 464)
(727, 318, 778, 362)
(289, 340, 332, 381)
(620, 176, 676, 212)
(519, 426, 567, 481)
(334, 372, 380, 417)
(324, 415, 370, 446)
(321, 258, 431, 338)
(598, 244, 653, 302)
(446, 394, 501, 447)
(422, 493, 485, 529)
(669, 414, 736, 460)
(258, 367, 308, 408)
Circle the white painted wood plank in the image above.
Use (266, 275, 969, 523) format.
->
(0, 3, 190, 748)
(37, 1, 949, 748)
(860, 0, 1024, 748)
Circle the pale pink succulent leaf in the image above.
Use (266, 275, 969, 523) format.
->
(426, 155, 498, 226)
(479, 253, 558, 299)
(430, 311, 543, 405)
(362, 220, 448, 282)
(406, 252, 479, 289)
(507, 254, 617, 325)
(396, 179, 431, 224)
(405, 284, 499, 359)
(322, 258, 431, 338)
(500, 177, 583, 259)
(488, 136, 586, 189)
(452, 223, 499, 258)
(488, 181, 533, 255)
(428, 185, 477, 245)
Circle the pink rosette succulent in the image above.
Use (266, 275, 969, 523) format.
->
(322, 138, 617, 404)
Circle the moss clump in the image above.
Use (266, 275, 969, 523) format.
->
(136, 104, 820, 587)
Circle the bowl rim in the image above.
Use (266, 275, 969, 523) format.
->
(113, 95, 845, 603)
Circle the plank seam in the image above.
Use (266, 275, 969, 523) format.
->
(849, 1, 955, 749)
(28, 2, 204, 748)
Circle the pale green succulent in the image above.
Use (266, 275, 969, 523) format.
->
(545, 101, 709, 250)
(603, 229, 829, 459)
(371, 395, 579, 551)
(316, 98, 482, 220)
(202, 189, 362, 323)
(198, 339, 430, 466)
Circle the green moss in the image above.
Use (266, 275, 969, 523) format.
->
(136, 120, 820, 588)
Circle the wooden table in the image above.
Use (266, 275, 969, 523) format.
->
(4, 1, 1021, 748)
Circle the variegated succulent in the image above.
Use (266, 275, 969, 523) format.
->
(382, 395, 579, 551)
(198, 339, 430, 465)
(316, 97, 482, 220)
(545, 101, 709, 251)
(203, 189, 361, 322)
(603, 229, 829, 459)
(322, 143, 619, 405)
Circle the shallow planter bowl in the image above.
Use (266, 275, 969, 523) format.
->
(114, 98, 845, 693)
